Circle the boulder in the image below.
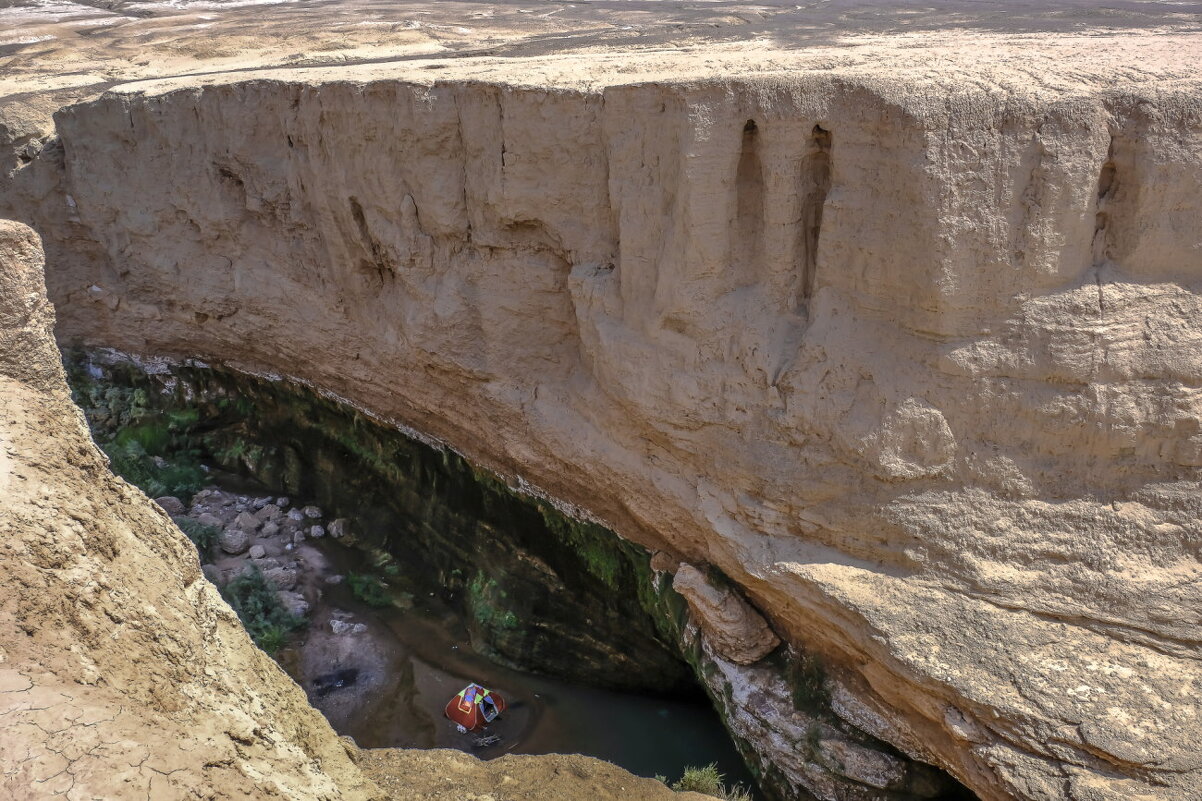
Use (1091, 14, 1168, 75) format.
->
(154, 496, 185, 516)
(234, 511, 260, 532)
(262, 564, 299, 591)
(256, 503, 281, 522)
(328, 518, 349, 539)
(276, 591, 310, 618)
(309, 525, 325, 539)
(196, 512, 223, 528)
(252, 496, 272, 510)
(330, 619, 365, 636)
(302, 505, 323, 519)
(201, 564, 223, 586)
(261, 520, 280, 537)
(219, 528, 250, 555)
(275, 496, 290, 508)
(287, 508, 305, 522)
(330, 619, 351, 635)
(248, 544, 266, 560)
(672, 563, 780, 665)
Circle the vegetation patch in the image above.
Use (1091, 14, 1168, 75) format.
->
(220, 566, 305, 655)
(174, 516, 221, 563)
(346, 571, 393, 607)
(664, 763, 753, 801)
(786, 648, 831, 718)
(467, 572, 520, 631)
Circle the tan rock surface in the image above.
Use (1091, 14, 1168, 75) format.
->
(358, 748, 710, 801)
(3, 4, 1202, 801)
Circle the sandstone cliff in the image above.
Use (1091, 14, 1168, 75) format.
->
(3, 12, 1202, 801)
(0, 220, 701, 801)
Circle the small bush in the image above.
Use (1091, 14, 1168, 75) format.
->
(174, 516, 221, 562)
(347, 572, 392, 607)
(221, 566, 305, 655)
(256, 625, 292, 655)
(672, 764, 723, 795)
(102, 439, 207, 503)
(670, 764, 752, 801)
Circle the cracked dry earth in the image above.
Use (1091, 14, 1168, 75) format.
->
(0, 220, 703, 801)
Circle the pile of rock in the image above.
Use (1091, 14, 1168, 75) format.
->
(160, 488, 355, 623)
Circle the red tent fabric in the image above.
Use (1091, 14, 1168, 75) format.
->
(445, 683, 506, 731)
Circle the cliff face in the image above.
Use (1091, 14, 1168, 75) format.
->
(0, 219, 381, 800)
(8, 34, 1202, 801)
(0, 219, 703, 801)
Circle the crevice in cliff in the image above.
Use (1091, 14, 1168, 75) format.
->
(214, 162, 247, 210)
(798, 124, 831, 307)
(1091, 136, 1118, 313)
(736, 119, 765, 281)
(348, 196, 391, 287)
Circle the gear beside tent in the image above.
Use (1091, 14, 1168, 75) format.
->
(445, 683, 506, 731)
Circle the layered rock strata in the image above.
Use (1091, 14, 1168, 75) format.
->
(673, 564, 781, 665)
(8, 37, 1202, 801)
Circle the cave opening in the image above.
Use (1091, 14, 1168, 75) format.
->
(63, 349, 978, 801)
(65, 349, 764, 795)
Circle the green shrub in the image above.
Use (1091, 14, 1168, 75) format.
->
(670, 764, 752, 801)
(347, 571, 392, 607)
(174, 516, 221, 562)
(466, 572, 520, 631)
(256, 625, 292, 655)
(672, 764, 723, 795)
(221, 567, 305, 655)
(102, 439, 207, 503)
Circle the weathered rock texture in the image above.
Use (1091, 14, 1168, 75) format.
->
(673, 564, 781, 665)
(7, 27, 1202, 801)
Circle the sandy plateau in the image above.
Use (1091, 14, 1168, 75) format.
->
(2, 2, 1202, 801)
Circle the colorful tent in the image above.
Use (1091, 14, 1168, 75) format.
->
(445, 683, 506, 731)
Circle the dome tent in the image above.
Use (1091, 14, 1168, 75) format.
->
(445, 683, 506, 731)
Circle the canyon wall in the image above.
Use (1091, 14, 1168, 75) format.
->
(0, 219, 381, 800)
(0, 218, 701, 801)
(9, 46, 1202, 801)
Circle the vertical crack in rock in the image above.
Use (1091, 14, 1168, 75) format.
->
(799, 124, 831, 306)
(451, 87, 472, 242)
(1091, 136, 1118, 313)
(736, 118, 765, 281)
(1012, 128, 1047, 270)
(348, 195, 390, 286)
